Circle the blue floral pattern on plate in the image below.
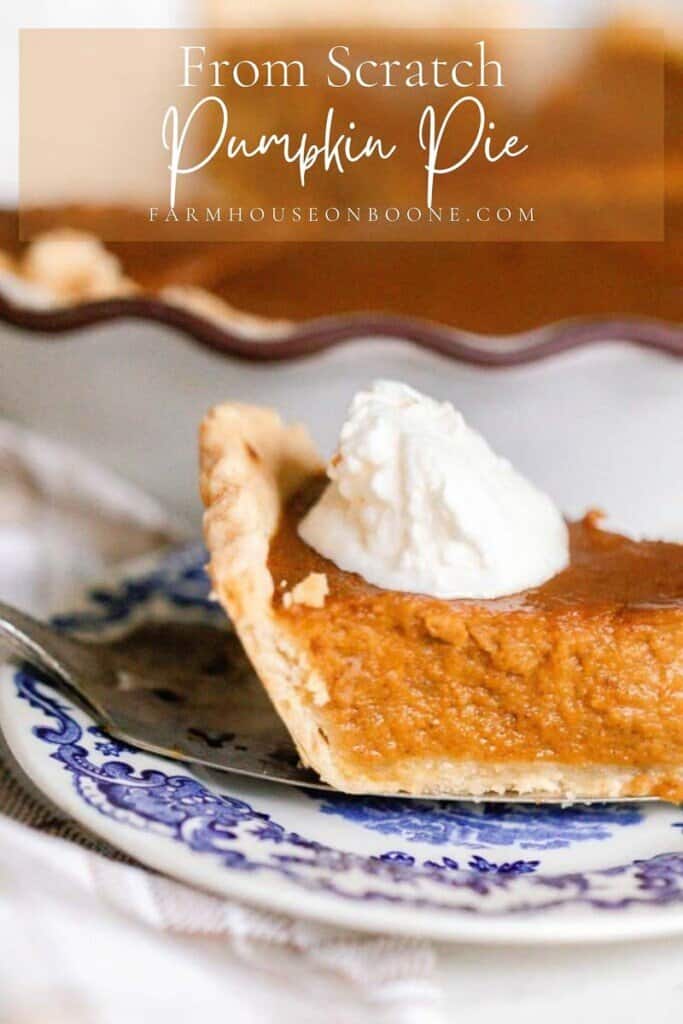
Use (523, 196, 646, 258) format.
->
(313, 794, 643, 850)
(5, 543, 683, 925)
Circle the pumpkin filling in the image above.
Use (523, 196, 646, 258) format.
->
(268, 475, 683, 797)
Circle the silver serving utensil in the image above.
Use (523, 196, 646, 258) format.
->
(0, 600, 650, 803)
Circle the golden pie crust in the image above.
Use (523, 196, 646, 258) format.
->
(200, 403, 683, 800)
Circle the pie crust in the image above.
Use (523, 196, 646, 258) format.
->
(200, 403, 341, 784)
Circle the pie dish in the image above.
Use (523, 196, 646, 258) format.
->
(1, 224, 680, 345)
(200, 402, 683, 801)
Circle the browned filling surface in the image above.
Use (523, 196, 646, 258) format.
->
(268, 476, 683, 792)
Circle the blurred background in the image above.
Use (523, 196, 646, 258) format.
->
(0, 0, 681, 327)
(0, 0, 680, 545)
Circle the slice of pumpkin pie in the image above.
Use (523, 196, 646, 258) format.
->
(200, 383, 683, 801)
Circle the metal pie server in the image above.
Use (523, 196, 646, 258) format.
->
(0, 600, 650, 803)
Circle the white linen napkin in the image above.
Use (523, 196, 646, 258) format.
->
(0, 420, 443, 1024)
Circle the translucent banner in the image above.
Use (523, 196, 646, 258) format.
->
(20, 28, 665, 241)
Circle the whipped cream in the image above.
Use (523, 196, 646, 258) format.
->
(298, 381, 569, 599)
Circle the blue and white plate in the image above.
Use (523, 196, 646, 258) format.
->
(1, 543, 683, 944)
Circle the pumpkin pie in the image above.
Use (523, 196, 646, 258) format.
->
(200, 403, 683, 801)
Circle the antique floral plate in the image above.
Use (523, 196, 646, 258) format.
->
(1, 542, 683, 944)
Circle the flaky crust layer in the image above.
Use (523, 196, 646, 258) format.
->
(200, 403, 342, 782)
(200, 403, 682, 800)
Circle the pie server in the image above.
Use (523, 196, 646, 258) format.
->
(0, 600, 651, 804)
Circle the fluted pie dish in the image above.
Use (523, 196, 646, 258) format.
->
(200, 402, 683, 803)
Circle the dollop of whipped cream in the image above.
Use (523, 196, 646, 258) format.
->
(298, 381, 569, 599)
